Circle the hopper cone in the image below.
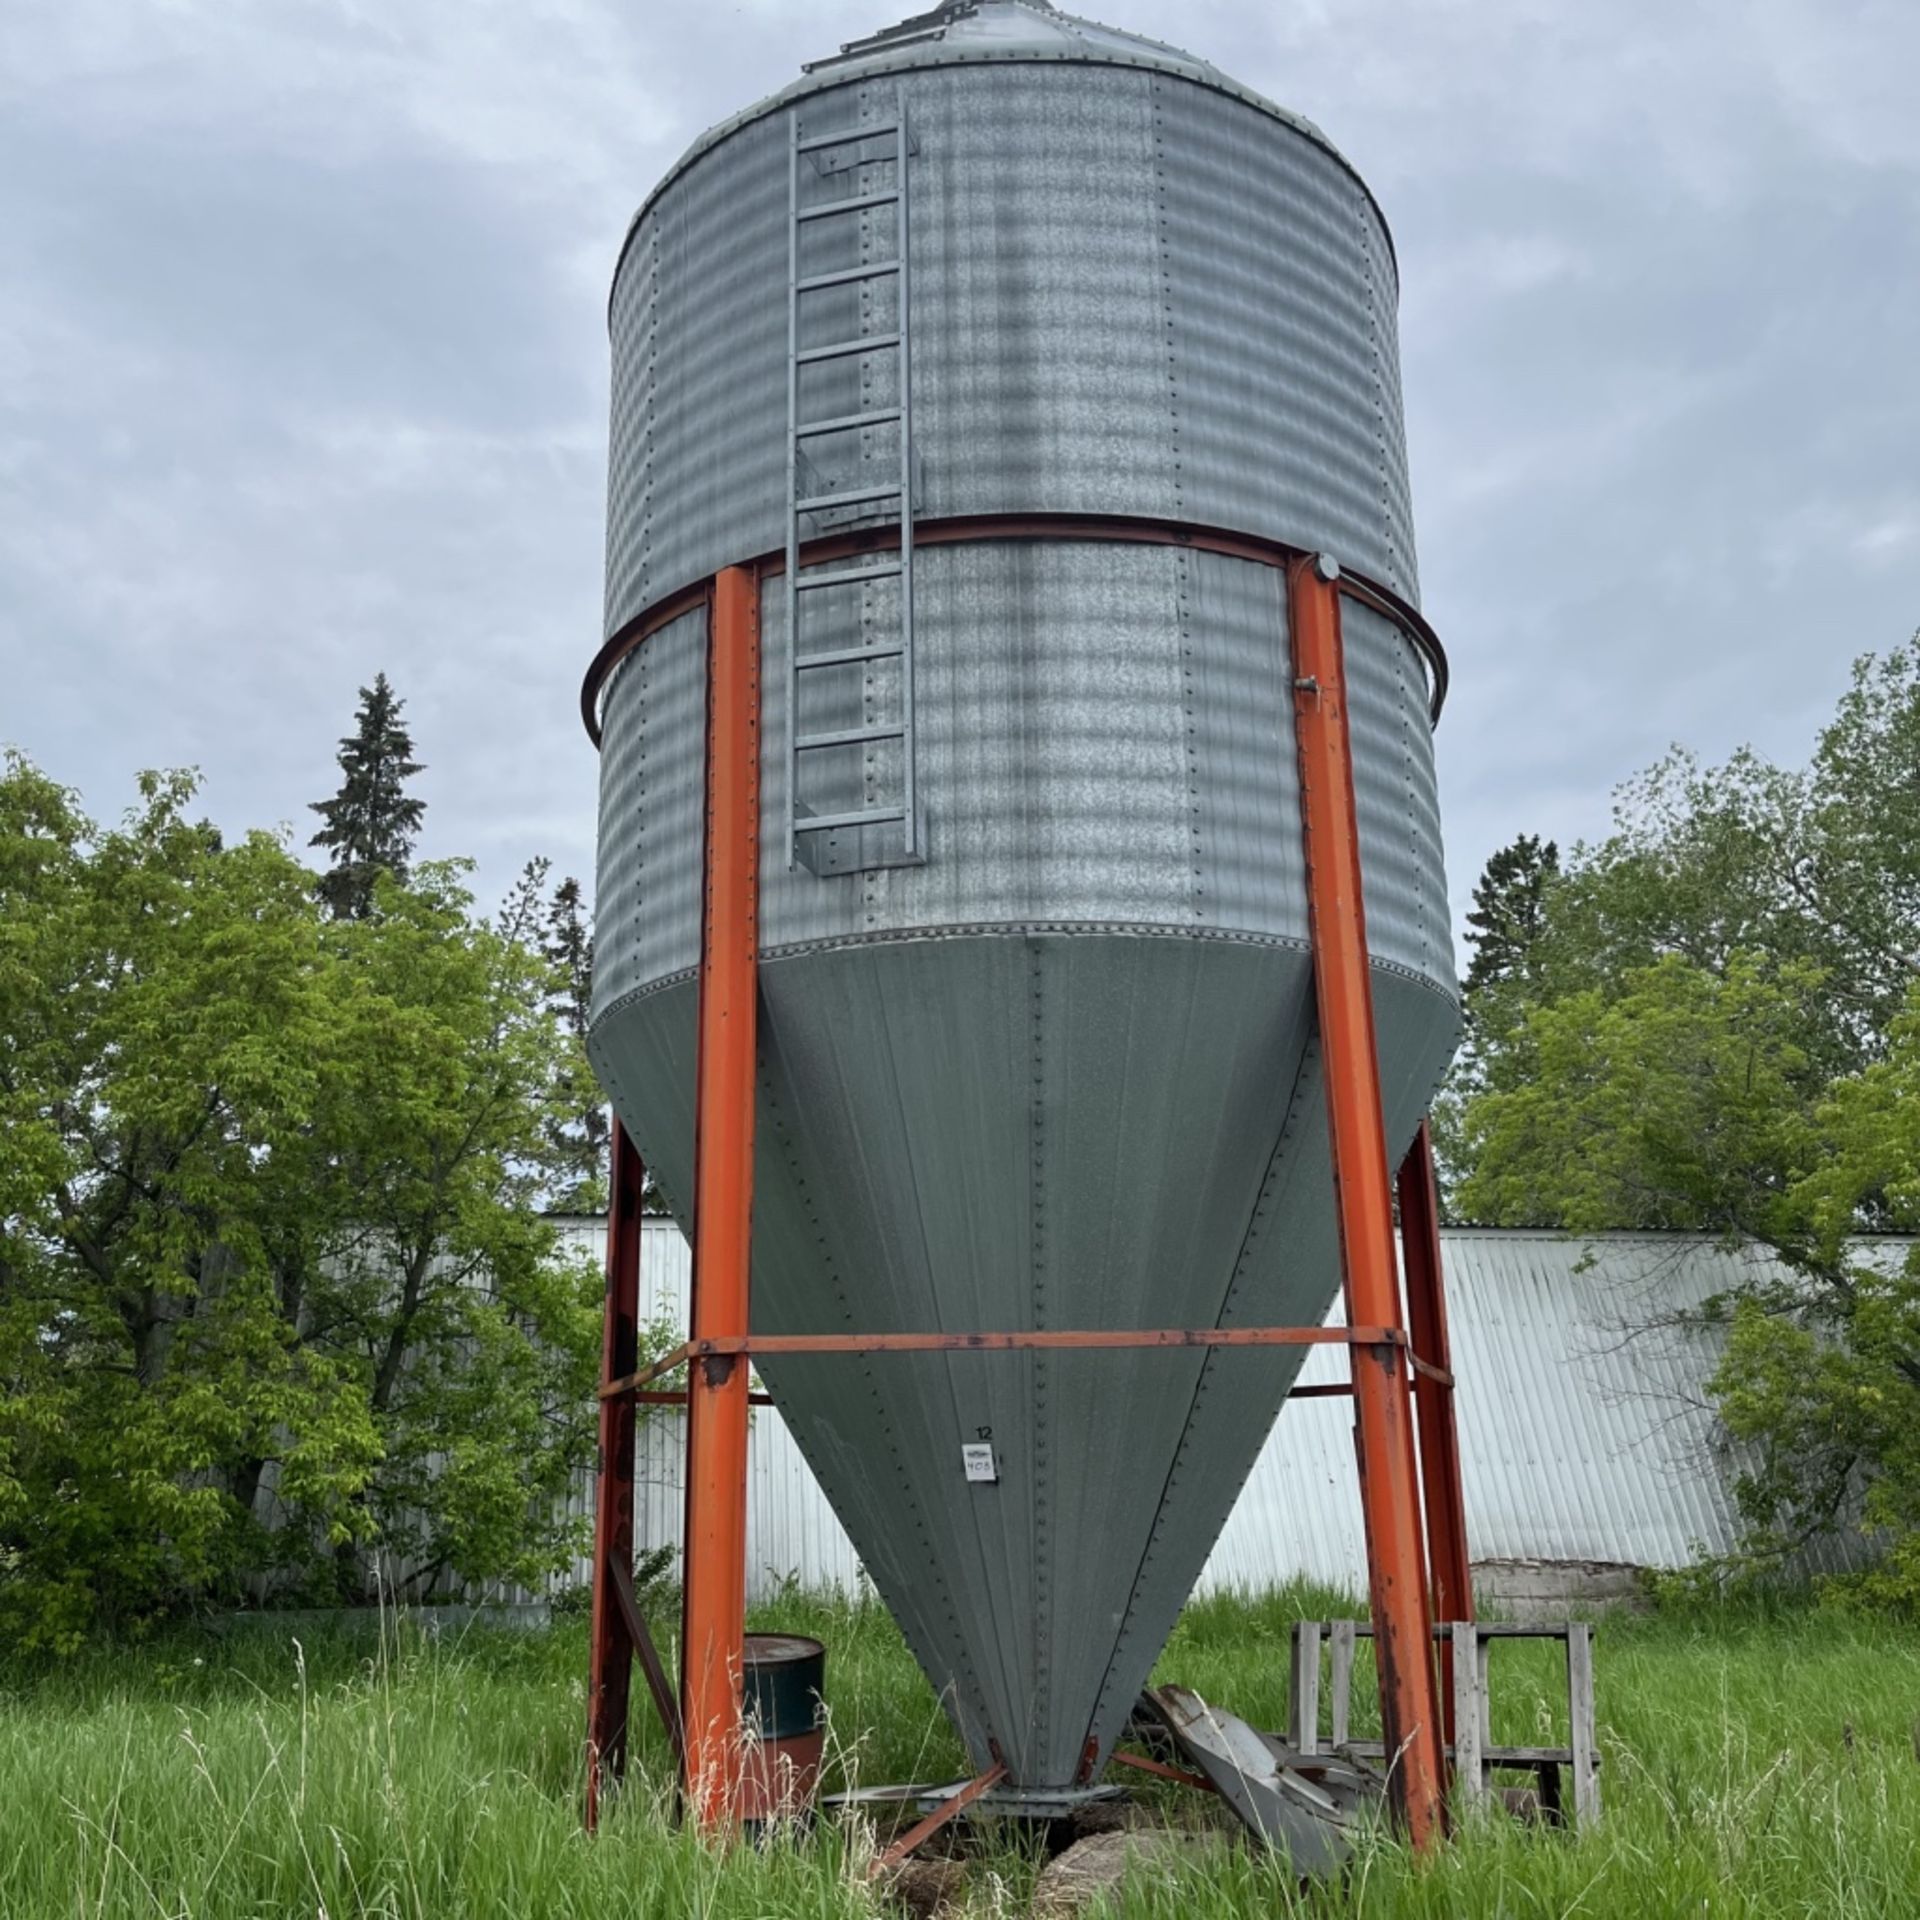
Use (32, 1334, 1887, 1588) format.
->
(591, 930, 1453, 1787)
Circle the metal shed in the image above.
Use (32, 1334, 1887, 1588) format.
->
(557, 1219, 1871, 1602)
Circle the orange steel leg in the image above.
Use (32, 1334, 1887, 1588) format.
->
(1289, 555, 1445, 1850)
(680, 564, 762, 1832)
(585, 1117, 646, 1830)
(1398, 1117, 1474, 1753)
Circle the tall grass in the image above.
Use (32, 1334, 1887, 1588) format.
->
(1, 1586, 1915, 1917)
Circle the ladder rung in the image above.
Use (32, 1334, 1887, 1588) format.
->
(796, 806, 908, 833)
(796, 723, 906, 753)
(796, 190, 899, 223)
(796, 406, 903, 440)
(795, 562, 904, 594)
(797, 260, 900, 293)
(796, 482, 901, 514)
(796, 332, 902, 366)
(797, 640, 907, 669)
(797, 122, 900, 155)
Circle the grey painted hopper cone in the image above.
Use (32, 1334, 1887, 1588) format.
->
(589, 933, 1453, 1787)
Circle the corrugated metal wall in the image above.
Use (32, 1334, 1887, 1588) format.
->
(546, 1219, 1859, 1600)
(590, 552, 1449, 1030)
(603, 54, 1415, 637)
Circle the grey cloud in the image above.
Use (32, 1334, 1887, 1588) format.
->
(2, 0, 1915, 939)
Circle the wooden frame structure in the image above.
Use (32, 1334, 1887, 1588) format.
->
(1290, 1620, 1600, 1827)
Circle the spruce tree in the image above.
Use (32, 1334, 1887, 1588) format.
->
(1462, 832, 1559, 1007)
(543, 874, 609, 1203)
(309, 673, 426, 919)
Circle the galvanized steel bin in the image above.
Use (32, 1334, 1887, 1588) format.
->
(588, 1, 1457, 1790)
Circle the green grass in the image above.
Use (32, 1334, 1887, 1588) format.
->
(2, 1585, 1916, 1917)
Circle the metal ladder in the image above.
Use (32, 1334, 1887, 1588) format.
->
(784, 95, 918, 873)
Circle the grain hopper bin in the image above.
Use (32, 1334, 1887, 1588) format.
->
(580, 0, 1463, 1838)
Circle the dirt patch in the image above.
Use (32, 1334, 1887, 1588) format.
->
(877, 1855, 970, 1918)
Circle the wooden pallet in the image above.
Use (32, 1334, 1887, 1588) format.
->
(1288, 1620, 1599, 1827)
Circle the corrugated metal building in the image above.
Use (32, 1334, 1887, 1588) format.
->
(552, 1218, 1884, 1602)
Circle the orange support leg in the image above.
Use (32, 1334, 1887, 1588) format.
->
(680, 564, 762, 1832)
(1289, 554, 1445, 1850)
(1398, 1117, 1474, 1750)
(585, 1117, 646, 1830)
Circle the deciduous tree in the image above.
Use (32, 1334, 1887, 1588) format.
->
(1446, 635, 1920, 1603)
(0, 754, 601, 1646)
(1, 759, 376, 1645)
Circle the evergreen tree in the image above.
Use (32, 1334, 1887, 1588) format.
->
(1462, 832, 1559, 1006)
(543, 874, 609, 1205)
(544, 875, 593, 1042)
(309, 673, 426, 919)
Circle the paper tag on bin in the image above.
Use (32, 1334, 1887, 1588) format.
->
(961, 1443, 998, 1484)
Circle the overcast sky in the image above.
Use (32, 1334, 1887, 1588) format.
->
(4, 0, 1916, 942)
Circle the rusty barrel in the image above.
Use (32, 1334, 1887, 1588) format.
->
(739, 1633, 827, 1824)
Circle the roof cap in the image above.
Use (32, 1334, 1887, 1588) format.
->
(614, 2, 1388, 309)
(808, 1, 1230, 89)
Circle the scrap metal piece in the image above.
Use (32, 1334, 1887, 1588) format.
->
(825, 1777, 1126, 1830)
(1260, 1743, 1387, 1829)
(955, 1783, 1127, 1820)
(822, 1781, 944, 1810)
(872, 1764, 1008, 1872)
(1135, 1687, 1381, 1874)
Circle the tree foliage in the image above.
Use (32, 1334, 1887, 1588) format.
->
(1457, 953, 1826, 1241)
(308, 672, 427, 920)
(1445, 636, 1920, 1605)
(1710, 996, 1920, 1608)
(0, 754, 601, 1648)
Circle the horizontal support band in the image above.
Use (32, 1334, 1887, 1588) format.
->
(1302, 1620, 1588, 1641)
(583, 512, 1449, 746)
(633, 1388, 775, 1408)
(1341, 1740, 1584, 1767)
(601, 1324, 1406, 1400)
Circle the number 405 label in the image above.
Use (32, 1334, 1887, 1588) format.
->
(961, 1442, 998, 1484)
